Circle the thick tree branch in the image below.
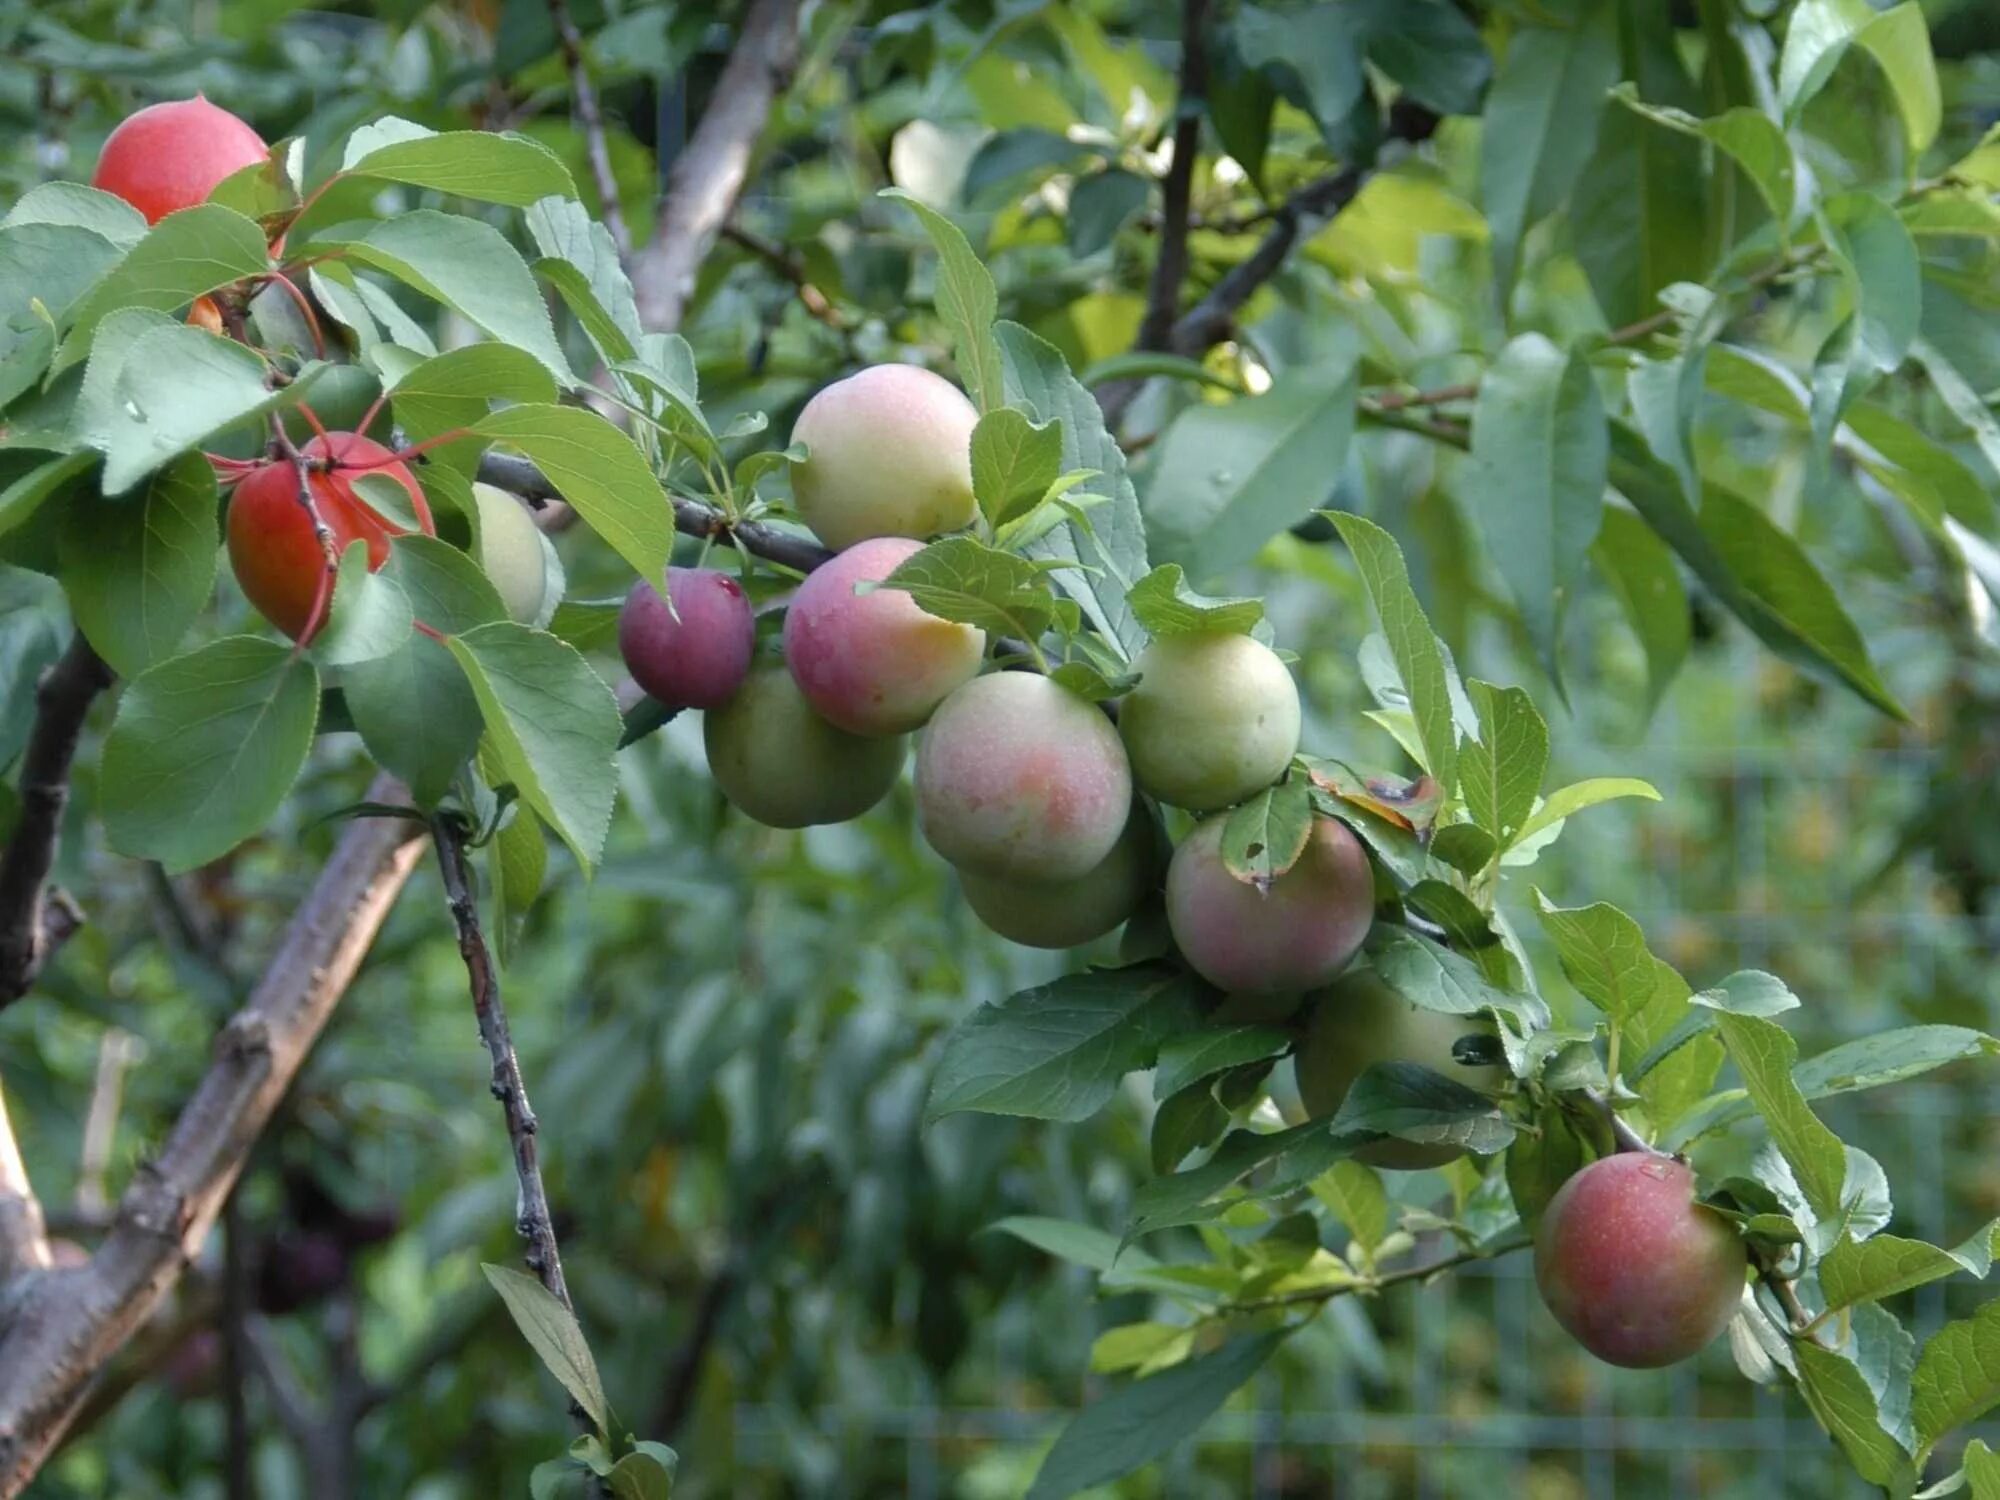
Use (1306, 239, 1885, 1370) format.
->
(428, 816, 571, 1310)
(0, 781, 425, 1497)
(1135, 0, 1210, 355)
(548, 0, 631, 257)
(0, 634, 111, 1009)
(630, 0, 802, 331)
(0, 1081, 50, 1285)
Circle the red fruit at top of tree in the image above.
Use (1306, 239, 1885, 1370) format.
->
(1533, 1153, 1748, 1369)
(91, 96, 268, 224)
(618, 567, 757, 710)
(225, 432, 434, 641)
(782, 536, 984, 736)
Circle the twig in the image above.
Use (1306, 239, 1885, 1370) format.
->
(0, 634, 111, 1010)
(721, 222, 840, 325)
(1135, 0, 1210, 355)
(427, 815, 570, 1310)
(1224, 1230, 1533, 1314)
(547, 0, 631, 258)
(630, 0, 802, 330)
(0, 1081, 50, 1284)
(1581, 1087, 1669, 1158)
(0, 777, 426, 1495)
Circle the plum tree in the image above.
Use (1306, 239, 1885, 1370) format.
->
(957, 800, 1160, 949)
(1119, 632, 1301, 811)
(702, 663, 907, 828)
(1166, 814, 1372, 995)
(915, 672, 1131, 880)
(91, 96, 268, 223)
(1534, 1154, 1748, 1369)
(469, 482, 558, 626)
(223, 432, 434, 641)
(1295, 970, 1507, 1169)
(783, 536, 985, 736)
(619, 567, 756, 711)
(789, 364, 979, 550)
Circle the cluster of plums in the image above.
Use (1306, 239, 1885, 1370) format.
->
(88, 98, 1751, 1376)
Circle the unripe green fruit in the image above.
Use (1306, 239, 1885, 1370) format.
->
(958, 802, 1161, 949)
(702, 664, 906, 829)
(470, 482, 557, 625)
(916, 672, 1132, 881)
(789, 364, 979, 550)
(1295, 970, 1507, 1169)
(1118, 631, 1301, 811)
(1535, 1154, 1747, 1368)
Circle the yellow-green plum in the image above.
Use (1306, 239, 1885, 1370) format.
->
(1118, 631, 1300, 811)
(916, 673, 1132, 880)
(620, 567, 756, 711)
(1165, 814, 1372, 995)
(958, 801, 1161, 949)
(789, 364, 978, 550)
(1534, 1154, 1747, 1369)
(783, 536, 984, 736)
(702, 663, 906, 828)
(1296, 970, 1507, 1169)
(470, 482, 557, 625)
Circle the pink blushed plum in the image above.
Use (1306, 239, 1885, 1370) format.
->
(789, 364, 979, 550)
(783, 537, 985, 736)
(619, 567, 756, 710)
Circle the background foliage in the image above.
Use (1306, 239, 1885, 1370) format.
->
(7, 0, 2000, 1495)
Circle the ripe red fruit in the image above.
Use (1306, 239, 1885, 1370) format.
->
(618, 566, 757, 709)
(1534, 1154, 1748, 1369)
(91, 96, 268, 224)
(225, 433, 434, 641)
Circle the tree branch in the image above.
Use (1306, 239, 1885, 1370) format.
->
(0, 1081, 50, 1285)
(547, 0, 631, 258)
(721, 222, 841, 325)
(1224, 1230, 1533, 1314)
(1135, 0, 1210, 355)
(0, 780, 425, 1497)
(0, 634, 111, 1010)
(428, 815, 570, 1310)
(630, 0, 802, 331)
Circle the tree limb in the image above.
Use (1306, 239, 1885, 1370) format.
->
(1134, 0, 1209, 355)
(0, 781, 425, 1498)
(0, 634, 111, 1010)
(630, 0, 802, 331)
(547, 0, 632, 258)
(0, 1081, 50, 1285)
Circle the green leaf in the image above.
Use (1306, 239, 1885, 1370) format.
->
(998, 321, 1151, 657)
(1690, 970, 1801, 1018)
(0, 225, 122, 408)
(1612, 88, 1798, 231)
(1795, 1338, 1919, 1491)
(1330, 1061, 1516, 1157)
(445, 622, 619, 873)
(985, 1216, 1161, 1276)
(1091, 1322, 1195, 1377)
(1352, 0, 1489, 116)
(1915, 1300, 2000, 1458)
(492, 804, 549, 963)
(969, 407, 1062, 528)
(1592, 505, 1688, 712)
(389, 344, 558, 442)
(1311, 1159, 1390, 1255)
(1820, 1226, 2000, 1315)
(1821, 191, 1922, 380)
(1511, 776, 1661, 848)
(56, 454, 216, 678)
(1024, 1332, 1285, 1500)
(528, 197, 642, 371)
(1714, 1012, 1847, 1222)
(1218, 779, 1313, 890)
(315, 212, 574, 384)
(881, 189, 1005, 414)
(1478, 2, 1621, 291)
(878, 533, 1074, 641)
(1144, 364, 1356, 577)
(1531, 894, 1659, 1022)
(0, 451, 97, 547)
(475, 405, 672, 586)
(1326, 513, 1456, 797)
(480, 1263, 610, 1435)
(1845, 403, 1996, 536)
(1080, 351, 1238, 393)
(927, 964, 1204, 1123)
(1468, 334, 1606, 689)
(345, 632, 482, 808)
(345, 128, 579, 206)
(962, 128, 1087, 205)
(1126, 564, 1263, 638)
(101, 637, 320, 871)
(1067, 168, 1150, 258)
(1796, 1027, 2000, 1099)
(606, 1449, 675, 1500)
(1461, 680, 1547, 850)
(54, 205, 270, 374)
(1779, 0, 1938, 155)
(1151, 1081, 1231, 1174)
(2, 182, 147, 249)
(311, 540, 414, 668)
(1153, 1026, 1291, 1102)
